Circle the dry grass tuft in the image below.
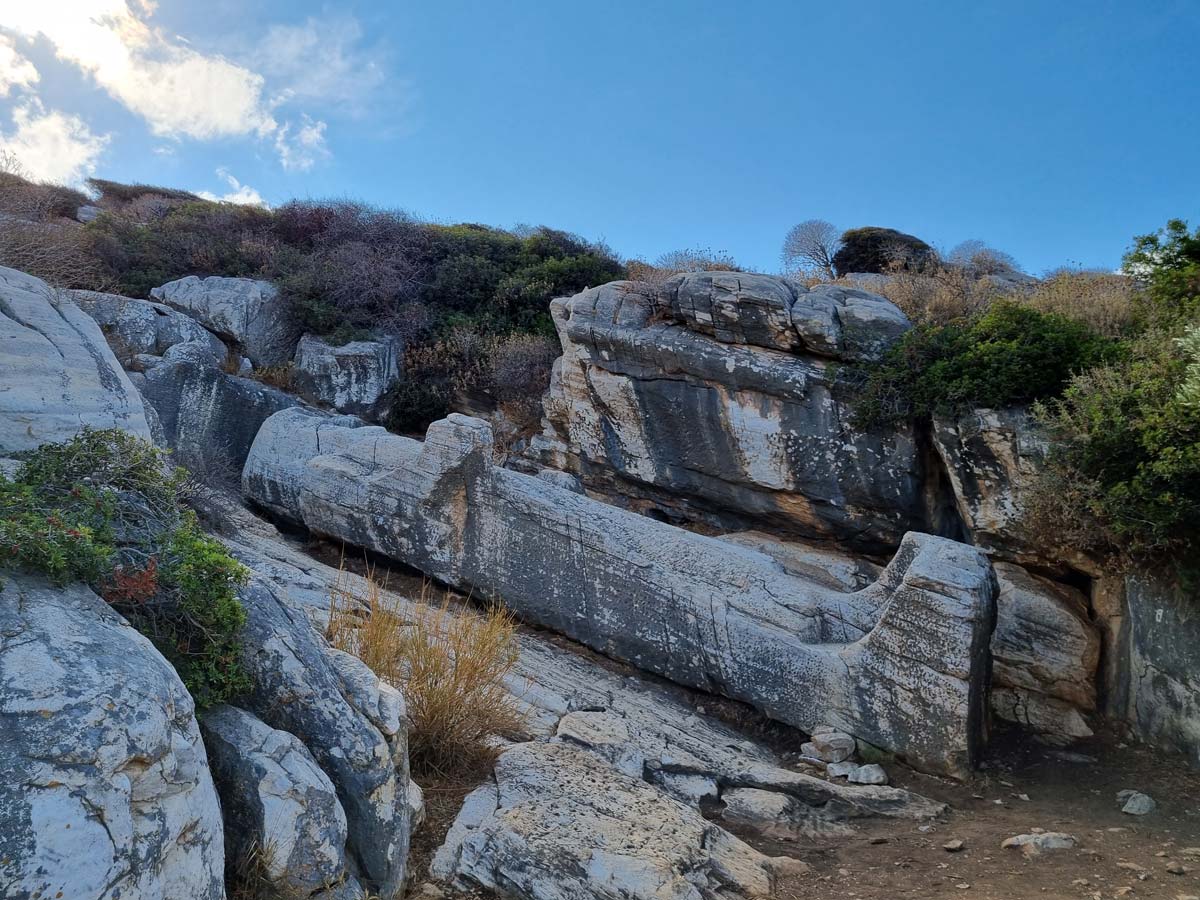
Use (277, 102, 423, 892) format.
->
(1021, 269, 1140, 337)
(326, 559, 526, 778)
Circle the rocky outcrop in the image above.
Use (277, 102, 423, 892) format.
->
(71, 289, 227, 363)
(930, 407, 1062, 570)
(139, 357, 301, 472)
(531, 279, 924, 550)
(294, 333, 402, 417)
(1099, 576, 1200, 766)
(434, 741, 787, 900)
(0, 576, 224, 900)
(201, 705, 361, 899)
(0, 265, 151, 452)
(233, 574, 410, 897)
(245, 408, 996, 777)
(151, 275, 298, 367)
(990, 563, 1100, 743)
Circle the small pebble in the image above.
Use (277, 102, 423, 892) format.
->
(943, 839, 965, 852)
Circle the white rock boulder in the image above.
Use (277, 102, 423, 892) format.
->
(0, 265, 151, 452)
(0, 576, 224, 899)
(151, 275, 299, 367)
(293, 333, 401, 417)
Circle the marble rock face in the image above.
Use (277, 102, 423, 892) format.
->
(0, 576, 224, 900)
(245, 407, 996, 778)
(0, 265, 151, 452)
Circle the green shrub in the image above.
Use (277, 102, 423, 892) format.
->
(852, 301, 1114, 428)
(1028, 329, 1200, 574)
(1124, 218, 1200, 327)
(0, 429, 249, 706)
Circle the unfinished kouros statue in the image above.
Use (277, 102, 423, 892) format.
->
(245, 408, 996, 777)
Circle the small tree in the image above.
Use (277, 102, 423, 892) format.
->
(781, 219, 841, 277)
(948, 240, 1021, 277)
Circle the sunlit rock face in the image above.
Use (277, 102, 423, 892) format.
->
(531, 277, 924, 552)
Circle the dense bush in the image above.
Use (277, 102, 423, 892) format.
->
(1028, 330, 1200, 574)
(0, 429, 249, 706)
(852, 301, 1114, 428)
(832, 226, 935, 275)
(1024, 219, 1200, 578)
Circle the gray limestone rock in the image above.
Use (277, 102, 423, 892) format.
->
(151, 275, 299, 367)
(201, 705, 360, 899)
(71, 289, 226, 361)
(244, 408, 996, 777)
(293, 333, 401, 417)
(0, 265, 151, 452)
(0, 576, 224, 900)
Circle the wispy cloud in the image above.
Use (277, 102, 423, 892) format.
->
(1, 100, 109, 183)
(0, 33, 39, 97)
(274, 113, 329, 172)
(257, 14, 388, 115)
(197, 167, 266, 206)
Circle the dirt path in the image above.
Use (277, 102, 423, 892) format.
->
(754, 728, 1200, 900)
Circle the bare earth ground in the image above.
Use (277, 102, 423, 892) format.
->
(307, 540, 1200, 900)
(757, 729, 1200, 900)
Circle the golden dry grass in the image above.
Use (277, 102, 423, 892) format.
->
(1021, 269, 1140, 337)
(326, 558, 526, 778)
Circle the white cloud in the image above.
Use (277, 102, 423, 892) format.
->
(196, 167, 266, 206)
(257, 15, 386, 113)
(4, 1, 277, 140)
(1, 100, 109, 184)
(0, 34, 39, 97)
(1, 1, 354, 170)
(274, 114, 329, 172)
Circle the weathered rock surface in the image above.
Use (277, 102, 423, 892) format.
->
(151, 275, 298, 367)
(71, 289, 227, 362)
(294, 333, 401, 417)
(531, 279, 925, 551)
(434, 741, 784, 900)
(1103, 575, 1200, 768)
(202, 705, 361, 899)
(990, 562, 1100, 743)
(0, 265, 151, 452)
(232, 574, 410, 897)
(139, 357, 301, 472)
(245, 408, 996, 777)
(0, 576, 224, 900)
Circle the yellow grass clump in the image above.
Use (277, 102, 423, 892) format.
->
(326, 558, 526, 778)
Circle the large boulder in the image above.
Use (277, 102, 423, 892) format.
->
(435, 741, 785, 900)
(532, 280, 923, 551)
(0, 576, 224, 899)
(139, 358, 302, 474)
(245, 409, 996, 777)
(0, 265, 151, 452)
(990, 563, 1100, 743)
(201, 705, 361, 899)
(293, 333, 402, 417)
(71, 289, 226, 362)
(232, 575, 410, 897)
(151, 275, 299, 367)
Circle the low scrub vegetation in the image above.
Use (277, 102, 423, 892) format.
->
(1025, 220, 1200, 579)
(327, 563, 525, 778)
(0, 429, 249, 706)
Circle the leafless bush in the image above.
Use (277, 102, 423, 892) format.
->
(864, 262, 1005, 325)
(947, 240, 1022, 277)
(0, 217, 112, 289)
(781, 219, 841, 277)
(626, 247, 742, 287)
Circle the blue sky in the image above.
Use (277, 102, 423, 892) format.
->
(1, 1, 1196, 274)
